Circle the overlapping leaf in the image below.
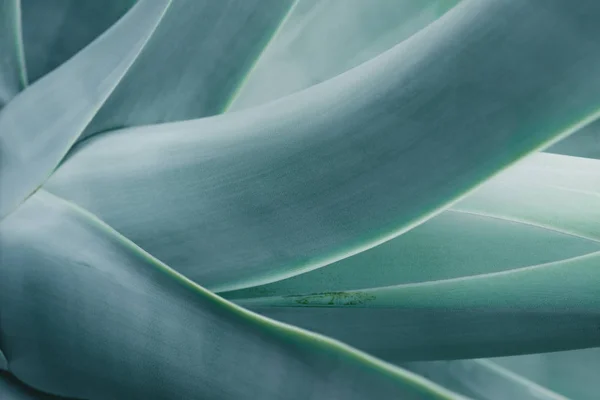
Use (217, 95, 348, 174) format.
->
(0, 0, 27, 107)
(0, 0, 170, 220)
(0, 191, 462, 400)
(229, 0, 459, 110)
(46, 0, 600, 293)
(20, 0, 136, 83)
(403, 360, 567, 400)
(223, 153, 600, 360)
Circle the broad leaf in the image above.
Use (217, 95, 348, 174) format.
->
(229, 0, 459, 110)
(78, 0, 296, 139)
(545, 119, 600, 159)
(48, 0, 600, 292)
(238, 251, 600, 361)
(0, 0, 27, 107)
(0, 372, 71, 400)
(491, 348, 600, 400)
(20, 0, 136, 83)
(224, 154, 600, 360)
(0, 191, 462, 400)
(223, 153, 600, 298)
(403, 360, 567, 400)
(0, 0, 171, 220)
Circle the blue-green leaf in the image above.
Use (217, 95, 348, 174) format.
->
(0, 0, 27, 107)
(78, 0, 296, 139)
(223, 153, 600, 298)
(0, 190, 463, 400)
(20, 0, 136, 83)
(0, 0, 171, 220)
(238, 250, 600, 361)
(545, 119, 600, 159)
(403, 360, 567, 400)
(48, 0, 600, 292)
(491, 348, 600, 400)
(0, 372, 72, 400)
(229, 0, 459, 110)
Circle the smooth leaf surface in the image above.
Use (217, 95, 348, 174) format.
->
(491, 348, 600, 400)
(453, 153, 600, 243)
(0, 0, 171, 220)
(544, 119, 600, 159)
(239, 250, 600, 361)
(403, 360, 567, 400)
(20, 0, 136, 83)
(0, 350, 6, 371)
(0, 372, 72, 400)
(0, 0, 27, 107)
(0, 190, 463, 400)
(229, 0, 459, 110)
(78, 0, 296, 139)
(223, 152, 600, 298)
(47, 0, 600, 292)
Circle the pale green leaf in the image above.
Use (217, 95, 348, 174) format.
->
(0, 191, 463, 400)
(20, 0, 136, 83)
(491, 348, 600, 400)
(223, 153, 600, 298)
(0, 0, 171, 220)
(545, 119, 600, 159)
(403, 360, 567, 400)
(46, 0, 600, 293)
(0, 0, 27, 107)
(229, 0, 459, 111)
(78, 0, 296, 139)
(238, 250, 600, 361)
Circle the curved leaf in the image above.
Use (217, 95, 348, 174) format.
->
(0, 190, 462, 400)
(403, 360, 567, 400)
(238, 251, 600, 361)
(47, 0, 600, 292)
(229, 0, 459, 110)
(0, 0, 171, 220)
(0, 0, 27, 107)
(20, 0, 136, 83)
(0, 350, 6, 371)
(78, 0, 297, 139)
(545, 119, 600, 159)
(0, 372, 72, 400)
(223, 153, 600, 299)
(491, 348, 600, 400)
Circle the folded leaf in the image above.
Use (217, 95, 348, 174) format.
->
(223, 153, 600, 299)
(0, 0, 171, 220)
(0, 372, 72, 400)
(0, 0, 27, 107)
(229, 0, 459, 110)
(0, 190, 462, 400)
(20, 0, 136, 83)
(491, 348, 600, 400)
(403, 360, 567, 400)
(47, 0, 600, 292)
(78, 0, 296, 139)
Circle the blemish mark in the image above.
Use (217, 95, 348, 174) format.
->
(290, 291, 376, 306)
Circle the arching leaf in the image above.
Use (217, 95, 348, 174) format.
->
(47, 0, 600, 292)
(0, 191, 462, 400)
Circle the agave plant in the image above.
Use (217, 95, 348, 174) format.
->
(1, 0, 600, 398)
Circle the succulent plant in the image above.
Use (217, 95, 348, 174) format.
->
(1, 0, 600, 399)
